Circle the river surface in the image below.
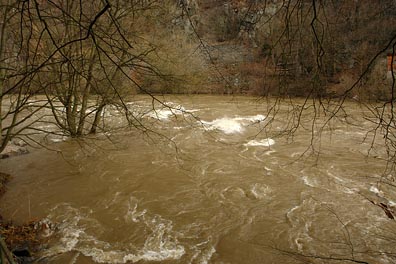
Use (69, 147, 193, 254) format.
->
(1, 95, 396, 264)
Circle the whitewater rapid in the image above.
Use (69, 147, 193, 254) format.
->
(0, 96, 393, 264)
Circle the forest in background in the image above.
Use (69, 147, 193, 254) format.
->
(3, 1, 396, 96)
(177, 0, 396, 99)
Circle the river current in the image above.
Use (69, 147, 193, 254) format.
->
(1, 95, 395, 264)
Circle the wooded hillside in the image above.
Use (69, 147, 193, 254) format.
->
(175, 0, 396, 98)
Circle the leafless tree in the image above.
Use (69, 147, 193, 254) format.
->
(0, 0, 207, 153)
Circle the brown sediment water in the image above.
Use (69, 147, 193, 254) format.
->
(0, 95, 394, 264)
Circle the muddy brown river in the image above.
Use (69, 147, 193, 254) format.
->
(1, 95, 395, 264)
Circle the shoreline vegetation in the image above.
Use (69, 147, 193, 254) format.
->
(0, 172, 51, 264)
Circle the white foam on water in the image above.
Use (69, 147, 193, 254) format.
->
(49, 136, 68, 143)
(327, 170, 349, 185)
(370, 185, 384, 196)
(389, 200, 396, 207)
(220, 186, 246, 200)
(43, 201, 185, 264)
(138, 246, 185, 261)
(42, 205, 89, 256)
(70, 252, 80, 264)
(234, 114, 266, 122)
(264, 166, 272, 171)
(84, 106, 97, 115)
(286, 205, 300, 220)
(301, 175, 317, 187)
(330, 177, 360, 195)
(138, 219, 184, 257)
(291, 152, 302, 158)
(49, 138, 63, 143)
(325, 170, 362, 195)
(101, 105, 123, 118)
(340, 187, 358, 194)
(124, 200, 185, 262)
(286, 198, 316, 252)
(79, 248, 127, 263)
(244, 138, 275, 147)
(264, 150, 276, 155)
(124, 199, 147, 223)
(202, 118, 243, 134)
(250, 183, 272, 199)
(147, 109, 176, 120)
(189, 238, 216, 264)
(77, 245, 185, 263)
(196, 246, 216, 264)
(145, 102, 199, 120)
(201, 114, 266, 134)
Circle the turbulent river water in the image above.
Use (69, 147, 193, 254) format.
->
(1, 95, 396, 264)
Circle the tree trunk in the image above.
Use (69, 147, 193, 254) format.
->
(77, 49, 96, 135)
(89, 102, 105, 134)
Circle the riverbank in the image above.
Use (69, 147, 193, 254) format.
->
(0, 173, 10, 197)
(0, 172, 50, 263)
